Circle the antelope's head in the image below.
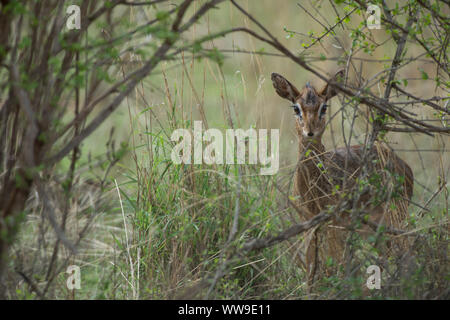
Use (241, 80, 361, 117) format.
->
(271, 70, 344, 143)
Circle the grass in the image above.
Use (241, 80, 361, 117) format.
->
(6, 1, 449, 300)
(67, 56, 446, 299)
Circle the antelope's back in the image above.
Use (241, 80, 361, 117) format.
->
(326, 144, 414, 201)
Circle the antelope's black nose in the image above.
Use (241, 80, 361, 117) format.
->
(307, 132, 314, 137)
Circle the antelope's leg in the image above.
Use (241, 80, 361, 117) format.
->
(305, 227, 320, 292)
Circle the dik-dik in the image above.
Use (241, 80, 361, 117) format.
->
(271, 70, 414, 287)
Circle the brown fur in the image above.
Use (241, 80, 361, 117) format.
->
(271, 71, 414, 289)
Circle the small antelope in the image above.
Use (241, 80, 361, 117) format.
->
(271, 70, 414, 287)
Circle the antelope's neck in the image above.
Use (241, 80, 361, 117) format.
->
(295, 137, 329, 217)
(298, 137, 326, 159)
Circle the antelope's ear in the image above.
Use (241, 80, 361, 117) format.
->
(319, 69, 345, 100)
(271, 73, 300, 103)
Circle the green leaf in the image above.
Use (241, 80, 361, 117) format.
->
(420, 69, 429, 80)
(156, 10, 170, 21)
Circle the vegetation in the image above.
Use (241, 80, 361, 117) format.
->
(0, 0, 448, 299)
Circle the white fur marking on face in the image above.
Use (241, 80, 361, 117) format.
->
(318, 103, 327, 119)
(294, 103, 302, 119)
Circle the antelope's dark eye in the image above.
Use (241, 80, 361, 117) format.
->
(292, 104, 302, 118)
(319, 104, 328, 116)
